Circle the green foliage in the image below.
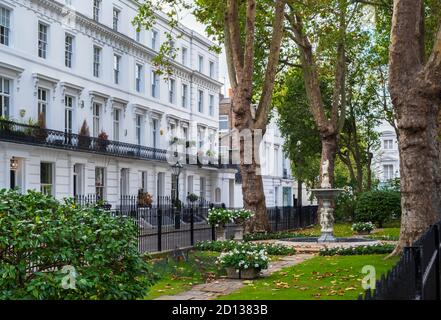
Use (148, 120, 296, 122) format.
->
(186, 193, 199, 203)
(207, 208, 234, 226)
(195, 240, 296, 256)
(334, 190, 357, 222)
(319, 244, 395, 256)
(355, 190, 401, 227)
(0, 189, 153, 300)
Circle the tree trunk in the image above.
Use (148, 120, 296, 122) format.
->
(393, 90, 441, 251)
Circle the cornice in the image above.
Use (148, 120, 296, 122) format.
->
(28, 0, 222, 89)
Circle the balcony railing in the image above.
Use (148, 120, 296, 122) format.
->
(0, 119, 240, 170)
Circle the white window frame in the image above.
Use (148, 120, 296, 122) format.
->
(0, 77, 10, 117)
(65, 33, 74, 68)
(93, 102, 101, 137)
(113, 54, 121, 84)
(93, 0, 101, 22)
(135, 114, 142, 145)
(64, 95, 74, 134)
(113, 108, 120, 141)
(219, 115, 229, 131)
(38, 87, 49, 124)
(113, 8, 120, 31)
(151, 29, 158, 50)
(93, 46, 101, 78)
(135, 63, 143, 92)
(209, 94, 214, 117)
(38, 22, 48, 59)
(209, 60, 215, 78)
(198, 55, 204, 73)
(198, 90, 204, 113)
(168, 78, 176, 104)
(0, 6, 11, 46)
(151, 71, 159, 98)
(383, 164, 394, 181)
(384, 139, 393, 150)
(181, 83, 188, 108)
(40, 162, 54, 196)
(181, 46, 188, 65)
(95, 167, 106, 200)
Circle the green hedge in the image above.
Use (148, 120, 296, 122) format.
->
(0, 189, 153, 300)
(355, 190, 401, 227)
(195, 240, 296, 256)
(319, 244, 395, 256)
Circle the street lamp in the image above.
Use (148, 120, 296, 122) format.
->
(171, 161, 183, 229)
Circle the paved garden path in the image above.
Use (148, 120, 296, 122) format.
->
(155, 253, 315, 300)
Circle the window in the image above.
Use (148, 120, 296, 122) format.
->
(136, 30, 141, 42)
(65, 34, 73, 68)
(151, 71, 159, 98)
(0, 77, 10, 117)
(140, 171, 148, 192)
(209, 61, 215, 78)
(219, 115, 229, 131)
(181, 47, 187, 65)
(113, 8, 120, 31)
(384, 139, 393, 150)
(198, 55, 204, 73)
(113, 54, 120, 84)
(95, 167, 105, 200)
(168, 79, 175, 104)
(93, 103, 101, 137)
(113, 109, 120, 141)
(209, 94, 214, 117)
(199, 177, 206, 200)
(135, 114, 142, 145)
(93, 0, 101, 22)
(38, 23, 48, 59)
(65, 95, 73, 134)
(182, 126, 188, 142)
(41, 163, 53, 195)
(152, 118, 158, 148)
(198, 127, 204, 150)
(0, 7, 10, 46)
(181, 84, 188, 108)
(93, 46, 101, 77)
(38, 88, 48, 124)
(198, 90, 204, 113)
(383, 165, 394, 181)
(151, 29, 158, 50)
(209, 131, 215, 152)
(135, 64, 143, 92)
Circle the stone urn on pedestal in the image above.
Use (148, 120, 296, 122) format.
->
(215, 225, 227, 241)
(311, 160, 344, 242)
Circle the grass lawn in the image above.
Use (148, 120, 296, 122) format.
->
(218, 254, 399, 300)
(144, 251, 223, 300)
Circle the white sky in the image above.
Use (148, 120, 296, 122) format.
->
(178, 5, 230, 95)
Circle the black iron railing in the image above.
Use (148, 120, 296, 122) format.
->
(359, 220, 441, 300)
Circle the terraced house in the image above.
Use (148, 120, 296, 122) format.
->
(0, 0, 236, 206)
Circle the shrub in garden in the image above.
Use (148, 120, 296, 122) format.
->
(319, 244, 395, 256)
(195, 240, 296, 256)
(334, 190, 356, 222)
(217, 248, 269, 271)
(351, 222, 375, 234)
(230, 209, 254, 224)
(0, 189, 153, 300)
(207, 208, 233, 226)
(355, 190, 401, 227)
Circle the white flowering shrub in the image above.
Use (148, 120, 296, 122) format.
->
(231, 209, 254, 224)
(351, 221, 375, 233)
(217, 248, 269, 271)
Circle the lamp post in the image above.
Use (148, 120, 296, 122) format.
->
(171, 161, 183, 229)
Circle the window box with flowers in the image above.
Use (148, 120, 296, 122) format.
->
(217, 247, 269, 279)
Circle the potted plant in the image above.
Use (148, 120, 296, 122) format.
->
(352, 222, 375, 235)
(35, 112, 48, 143)
(218, 247, 269, 280)
(208, 208, 233, 241)
(138, 191, 153, 208)
(187, 193, 199, 203)
(97, 131, 109, 151)
(78, 120, 91, 149)
(231, 209, 254, 241)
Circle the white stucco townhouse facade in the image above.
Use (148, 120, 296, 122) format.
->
(0, 0, 238, 207)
